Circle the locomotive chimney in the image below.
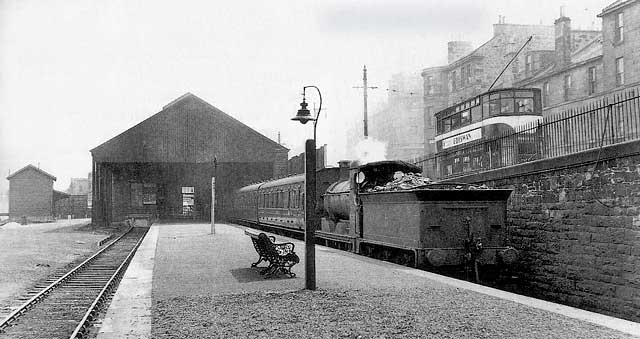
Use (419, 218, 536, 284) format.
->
(338, 160, 351, 182)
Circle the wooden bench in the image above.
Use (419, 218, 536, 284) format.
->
(245, 229, 299, 278)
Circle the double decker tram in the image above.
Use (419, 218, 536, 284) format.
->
(434, 88, 543, 177)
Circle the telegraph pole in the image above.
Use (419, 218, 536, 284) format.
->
(353, 65, 378, 139)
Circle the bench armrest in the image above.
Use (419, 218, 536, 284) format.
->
(245, 230, 275, 242)
(273, 242, 295, 256)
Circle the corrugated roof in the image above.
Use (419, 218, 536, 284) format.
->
(91, 93, 288, 163)
(7, 164, 57, 181)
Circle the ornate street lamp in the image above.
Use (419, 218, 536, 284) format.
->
(291, 85, 322, 290)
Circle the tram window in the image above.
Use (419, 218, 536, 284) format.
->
(501, 99, 515, 114)
(461, 110, 470, 125)
(451, 114, 461, 129)
(516, 98, 534, 113)
(500, 91, 514, 98)
(444, 118, 451, 133)
(515, 90, 533, 98)
(471, 105, 482, 121)
(463, 156, 471, 172)
(489, 93, 500, 100)
(489, 100, 501, 116)
(472, 156, 482, 170)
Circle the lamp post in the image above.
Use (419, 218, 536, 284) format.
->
(291, 85, 322, 290)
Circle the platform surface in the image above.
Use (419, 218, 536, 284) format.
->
(97, 223, 640, 338)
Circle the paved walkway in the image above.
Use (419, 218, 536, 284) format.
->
(97, 223, 640, 338)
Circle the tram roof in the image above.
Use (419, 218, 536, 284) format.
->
(434, 87, 540, 118)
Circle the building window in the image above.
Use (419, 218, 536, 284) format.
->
(449, 71, 457, 92)
(543, 82, 550, 107)
(461, 64, 472, 86)
(525, 55, 533, 73)
(616, 57, 624, 86)
(426, 76, 434, 94)
(588, 67, 597, 95)
(563, 75, 572, 101)
(615, 12, 624, 43)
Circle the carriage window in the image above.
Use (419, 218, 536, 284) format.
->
(461, 110, 470, 125)
(471, 105, 482, 122)
(501, 98, 514, 114)
(515, 98, 533, 113)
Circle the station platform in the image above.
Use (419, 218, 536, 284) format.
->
(96, 223, 640, 338)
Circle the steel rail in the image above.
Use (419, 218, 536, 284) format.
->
(0, 226, 134, 331)
(69, 229, 146, 339)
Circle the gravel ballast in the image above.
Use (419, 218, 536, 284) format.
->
(152, 287, 637, 339)
(149, 224, 638, 339)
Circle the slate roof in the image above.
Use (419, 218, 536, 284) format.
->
(91, 93, 288, 163)
(6, 164, 57, 181)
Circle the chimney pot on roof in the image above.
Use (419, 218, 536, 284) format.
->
(554, 14, 572, 68)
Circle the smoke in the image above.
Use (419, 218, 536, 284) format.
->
(354, 137, 387, 164)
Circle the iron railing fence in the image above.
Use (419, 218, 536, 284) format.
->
(413, 87, 640, 180)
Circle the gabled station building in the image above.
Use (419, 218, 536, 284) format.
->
(91, 93, 288, 225)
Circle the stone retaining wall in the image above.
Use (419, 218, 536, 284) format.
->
(450, 140, 640, 321)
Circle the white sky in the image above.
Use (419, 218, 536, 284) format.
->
(0, 0, 611, 191)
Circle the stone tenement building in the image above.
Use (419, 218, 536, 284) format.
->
(421, 0, 640, 158)
(516, 0, 640, 116)
(599, 0, 640, 92)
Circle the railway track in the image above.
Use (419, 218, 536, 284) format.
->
(0, 227, 148, 339)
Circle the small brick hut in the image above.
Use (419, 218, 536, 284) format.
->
(7, 164, 64, 222)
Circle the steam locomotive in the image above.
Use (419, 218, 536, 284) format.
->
(229, 160, 518, 274)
